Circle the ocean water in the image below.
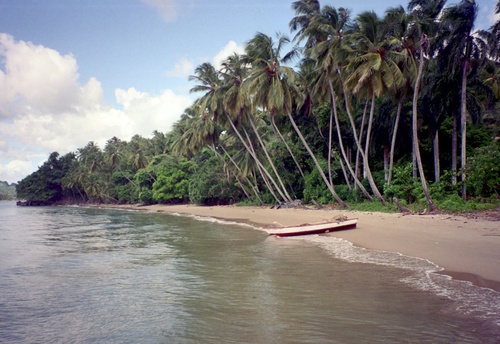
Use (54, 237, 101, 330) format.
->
(0, 201, 498, 343)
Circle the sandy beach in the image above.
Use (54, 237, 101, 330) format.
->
(99, 203, 500, 291)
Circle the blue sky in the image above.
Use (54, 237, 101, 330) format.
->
(0, 0, 497, 184)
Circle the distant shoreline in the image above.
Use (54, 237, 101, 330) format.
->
(84, 203, 500, 292)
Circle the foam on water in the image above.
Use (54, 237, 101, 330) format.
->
(298, 234, 500, 327)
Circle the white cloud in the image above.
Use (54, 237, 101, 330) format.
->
(141, 0, 179, 22)
(0, 34, 193, 184)
(0, 35, 241, 184)
(0, 33, 80, 118)
(164, 58, 194, 78)
(212, 40, 245, 70)
(114, 87, 193, 137)
(0, 158, 34, 185)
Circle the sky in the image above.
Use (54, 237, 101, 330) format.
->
(0, 0, 498, 184)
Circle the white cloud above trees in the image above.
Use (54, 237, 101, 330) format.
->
(213, 40, 245, 70)
(0, 34, 192, 183)
(0, 32, 247, 183)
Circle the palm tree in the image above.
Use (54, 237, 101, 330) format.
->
(104, 136, 138, 187)
(189, 61, 289, 204)
(343, 11, 406, 204)
(439, 0, 484, 199)
(128, 135, 149, 171)
(305, 5, 373, 200)
(244, 32, 348, 207)
(483, 0, 500, 59)
(221, 52, 294, 203)
(289, 0, 321, 48)
(381, 6, 417, 185)
(405, 0, 447, 211)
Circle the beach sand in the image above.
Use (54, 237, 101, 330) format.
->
(99, 203, 500, 291)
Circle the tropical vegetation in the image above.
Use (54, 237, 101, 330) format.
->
(0, 181, 16, 200)
(17, 0, 500, 212)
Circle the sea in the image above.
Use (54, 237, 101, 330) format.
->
(0, 201, 499, 343)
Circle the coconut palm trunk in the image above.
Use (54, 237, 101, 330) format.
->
(460, 62, 468, 199)
(329, 81, 372, 199)
(341, 82, 386, 204)
(413, 35, 437, 211)
(270, 116, 306, 179)
(248, 117, 293, 202)
(218, 145, 264, 205)
(387, 97, 403, 185)
(285, 104, 348, 207)
(225, 113, 288, 203)
(354, 101, 368, 183)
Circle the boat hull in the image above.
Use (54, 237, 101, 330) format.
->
(266, 219, 357, 237)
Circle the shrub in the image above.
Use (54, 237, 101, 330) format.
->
(188, 156, 242, 205)
(152, 158, 196, 203)
(303, 161, 335, 205)
(464, 143, 500, 199)
(384, 163, 421, 204)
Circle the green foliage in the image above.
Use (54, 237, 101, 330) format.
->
(0, 181, 16, 200)
(115, 183, 139, 203)
(334, 184, 360, 204)
(188, 156, 241, 205)
(152, 158, 196, 203)
(12, 5, 500, 212)
(428, 170, 460, 200)
(16, 152, 76, 204)
(138, 189, 154, 205)
(383, 163, 422, 204)
(303, 160, 334, 205)
(464, 143, 500, 198)
(435, 194, 498, 213)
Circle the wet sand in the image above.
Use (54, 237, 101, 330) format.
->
(97, 204, 500, 291)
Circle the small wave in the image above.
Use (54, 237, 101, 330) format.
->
(299, 235, 500, 328)
(167, 212, 262, 230)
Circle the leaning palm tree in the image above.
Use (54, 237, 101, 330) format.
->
(220, 53, 294, 203)
(244, 32, 348, 207)
(189, 61, 289, 203)
(305, 5, 373, 200)
(343, 11, 406, 204)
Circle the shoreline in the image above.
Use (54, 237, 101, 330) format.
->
(90, 203, 500, 292)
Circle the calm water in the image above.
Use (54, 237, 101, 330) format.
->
(0, 201, 499, 343)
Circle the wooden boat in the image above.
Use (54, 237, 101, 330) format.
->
(266, 218, 357, 237)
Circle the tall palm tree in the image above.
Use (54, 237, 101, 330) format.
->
(381, 6, 417, 185)
(289, 0, 321, 48)
(244, 32, 348, 207)
(221, 52, 294, 203)
(404, 0, 448, 211)
(439, 0, 484, 199)
(343, 11, 406, 204)
(306, 5, 373, 200)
